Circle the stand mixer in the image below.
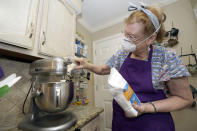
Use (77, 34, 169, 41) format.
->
(18, 57, 77, 131)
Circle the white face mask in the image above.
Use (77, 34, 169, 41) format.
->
(121, 37, 136, 52)
(121, 27, 160, 53)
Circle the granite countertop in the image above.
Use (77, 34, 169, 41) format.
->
(7, 105, 104, 131)
(67, 105, 104, 131)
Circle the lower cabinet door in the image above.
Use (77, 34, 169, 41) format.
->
(80, 116, 100, 131)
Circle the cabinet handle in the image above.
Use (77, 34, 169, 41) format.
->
(29, 23, 34, 39)
(42, 31, 46, 45)
(29, 33, 33, 39)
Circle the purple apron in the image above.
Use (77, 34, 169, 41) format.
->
(112, 45, 175, 131)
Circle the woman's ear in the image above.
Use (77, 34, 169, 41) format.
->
(146, 34, 157, 46)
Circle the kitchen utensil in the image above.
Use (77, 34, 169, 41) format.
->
(0, 76, 21, 98)
(0, 73, 16, 88)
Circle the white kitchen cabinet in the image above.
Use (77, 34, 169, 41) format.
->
(0, 0, 39, 49)
(80, 116, 100, 131)
(38, 0, 76, 57)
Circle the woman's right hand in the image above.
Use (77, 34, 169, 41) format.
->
(74, 58, 89, 70)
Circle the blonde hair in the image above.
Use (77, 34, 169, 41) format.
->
(125, 5, 166, 43)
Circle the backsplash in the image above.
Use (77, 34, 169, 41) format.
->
(0, 57, 31, 130)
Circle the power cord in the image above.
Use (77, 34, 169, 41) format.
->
(22, 81, 33, 115)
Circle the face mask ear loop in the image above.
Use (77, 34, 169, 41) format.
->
(135, 24, 161, 49)
(145, 39, 149, 49)
(155, 24, 161, 34)
(147, 24, 161, 42)
(150, 24, 161, 44)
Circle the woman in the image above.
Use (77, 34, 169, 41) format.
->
(74, 3, 193, 131)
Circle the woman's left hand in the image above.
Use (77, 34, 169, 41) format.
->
(132, 103, 154, 116)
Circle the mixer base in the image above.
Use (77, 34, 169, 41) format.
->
(18, 111, 77, 131)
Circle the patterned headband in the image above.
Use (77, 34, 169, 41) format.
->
(128, 2, 160, 32)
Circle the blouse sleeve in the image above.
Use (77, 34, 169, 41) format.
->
(159, 49, 191, 82)
(106, 54, 116, 68)
(106, 50, 122, 69)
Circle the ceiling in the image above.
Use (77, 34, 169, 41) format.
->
(77, 0, 178, 33)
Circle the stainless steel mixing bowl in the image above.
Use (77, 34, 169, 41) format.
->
(34, 81, 74, 113)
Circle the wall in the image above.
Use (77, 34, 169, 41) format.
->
(91, 0, 197, 131)
(92, 22, 125, 41)
(191, 0, 197, 30)
(0, 57, 31, 130)
(191, 0, 197, 8)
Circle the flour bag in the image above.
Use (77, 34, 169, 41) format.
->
(108, 68, 141, 117)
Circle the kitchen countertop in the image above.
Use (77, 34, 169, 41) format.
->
(67, 105, 104, 131)
(7, 105, 104, 131)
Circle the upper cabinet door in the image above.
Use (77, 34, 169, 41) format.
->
(0, 0, 39, 49)
(39, 0, 76, 57)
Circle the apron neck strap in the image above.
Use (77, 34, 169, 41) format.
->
(148, 44, 153, 61)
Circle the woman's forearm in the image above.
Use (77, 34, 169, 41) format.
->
(133, 95, 193, 114)
(86, 63, 110, 75)
(153, 77, 193, 112)
(152, 96, 193, 112)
